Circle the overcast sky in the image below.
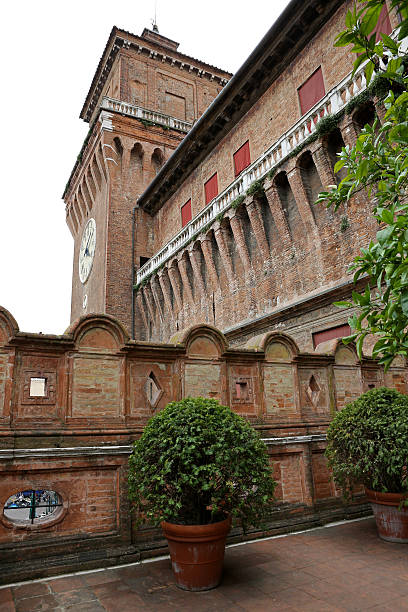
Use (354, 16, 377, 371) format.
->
(0, 0, 291, 335)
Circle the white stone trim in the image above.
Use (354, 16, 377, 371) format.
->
(101, 97, 192, 133)
(0, 435, 327, 460)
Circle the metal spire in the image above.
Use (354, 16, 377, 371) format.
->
(152, 0, 159, 32)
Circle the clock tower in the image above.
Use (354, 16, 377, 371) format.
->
(63, 26, 230, 336)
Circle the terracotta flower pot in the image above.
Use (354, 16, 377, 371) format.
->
(365, 488, 408, 543)
(161, 515, 231, 591)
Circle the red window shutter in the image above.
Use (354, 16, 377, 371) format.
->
(298, 67, 325, 115)
(204, 173, 219, 205)
(373, 4, 392, 41)
(312, 324, 351, 348)
(181, 199, 192, 227)
(233, 141, 251, 177)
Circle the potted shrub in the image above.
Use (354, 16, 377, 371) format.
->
(128, 397, 276, 591)
(326, 387, 408, 542)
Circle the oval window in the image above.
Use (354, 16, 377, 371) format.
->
(3, 490, 62, 526)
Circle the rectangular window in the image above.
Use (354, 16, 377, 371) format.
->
(312, 324, 351, 349)
(373, 4, 392, 41)
(181, 199, 192, 227)
(233, 141, 251, 177)
(298, 67, 325, 115)
(204, 173, 219, 205)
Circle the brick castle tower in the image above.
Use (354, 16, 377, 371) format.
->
(63, 26, 231, 335)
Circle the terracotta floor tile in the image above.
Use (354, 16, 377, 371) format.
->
(3, 518, 408, 612)
(47, 575, 86, 593)
(15, 593, 59, 612)
(12, 583, 49, 601)
(97, 591, 150, 611)
(83, 569, 121, 586)
(0, 590, 13, 605)
(55, 587, 97, 607)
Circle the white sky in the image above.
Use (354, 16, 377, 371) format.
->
(0, 0, 291, 335)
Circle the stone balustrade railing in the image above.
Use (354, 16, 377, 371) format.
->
(136, 62, 369, 285)
(101, 97, 193, 133)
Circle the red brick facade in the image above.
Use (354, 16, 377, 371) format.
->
(0, 305, 406, 582)
(1, 0, 403, 584)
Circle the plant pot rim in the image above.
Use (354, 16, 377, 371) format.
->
(161, 515, 231, 539)
(365, 488, 408, 506)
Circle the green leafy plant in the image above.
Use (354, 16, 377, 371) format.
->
(231, 195, 246, 209)
(326, 387, 408, 502)
(340, 216, 350, 232)
(128, 397, 276, 530)
(315, 114, 342, 137)
(247, 179, 265, 197)
(316, 0, 408, 370)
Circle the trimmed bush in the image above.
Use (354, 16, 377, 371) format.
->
(326, 387, 408, 499)
(128, 397, 276, 530)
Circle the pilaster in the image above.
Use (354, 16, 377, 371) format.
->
(264, 178, 291, 244)
(228, 213, 251, 273)
(177, 255, 195, 305)
(200, 236, 219, 291)
(143, 283, 156, 323)
(246, 197, 270, 261)
(150, 277, 164, 321)
(168, 262, 184, 311)
(214, 226, 235, 285)
(188, 247, 206, 295)
(158, 270, 173, 314)
(287, 166, 317, 232)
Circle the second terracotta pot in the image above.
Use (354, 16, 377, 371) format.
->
(366, 488, 408, 543)
(162, 515, 231, 591)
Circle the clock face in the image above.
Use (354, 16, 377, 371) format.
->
(79, 218, 96, 284)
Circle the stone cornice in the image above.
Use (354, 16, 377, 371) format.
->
(224, 277, 368, 342)
(0, 435, 327, 459)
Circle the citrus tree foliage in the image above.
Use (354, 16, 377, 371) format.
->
(316, 0, 408, 369)
(128, 398, 276, 530)
(326, 387, 408, 500)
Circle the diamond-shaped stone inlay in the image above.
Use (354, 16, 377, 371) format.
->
(306, 375, 320, 407)
(144, 372, 163, 409)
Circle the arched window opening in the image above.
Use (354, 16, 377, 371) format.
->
(326, 128, 348, 185)
(152, 148, 164, 175)
(113, 137, 123, 174)
(353, 102, 377, 133)
(130, 143, 143, 174)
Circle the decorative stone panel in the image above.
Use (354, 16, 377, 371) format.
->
(184, 363, 221, 401)
(71, 356, 122, 420)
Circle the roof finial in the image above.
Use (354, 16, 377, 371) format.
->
(152, 0, 159, 32)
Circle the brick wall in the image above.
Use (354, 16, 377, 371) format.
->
(0, 305, 406, 581)
(135, 1, 399, 346)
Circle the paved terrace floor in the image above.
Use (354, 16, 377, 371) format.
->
(1, 517, 408, 611)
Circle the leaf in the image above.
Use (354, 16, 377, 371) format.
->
(381, 33, 398, 54)
(377, 225, 394, 244)
(380, 208, 394, 224)
(360, 5, 383, 36)
(365, 61, 375, 85)
(401, 290, 408, 317)
(334, 159, 345, 173)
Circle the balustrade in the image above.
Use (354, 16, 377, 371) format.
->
(101, 97, 192, 133)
